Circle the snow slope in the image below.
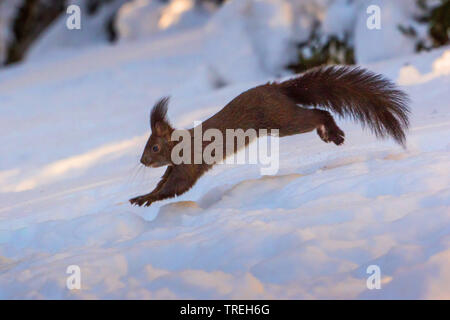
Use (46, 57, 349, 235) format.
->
(0, 6, 450, 298)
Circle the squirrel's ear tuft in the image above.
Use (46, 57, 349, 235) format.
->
(150, 97, 171, 135)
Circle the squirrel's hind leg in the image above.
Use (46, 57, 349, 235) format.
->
(316, 111, 345, 146)
(279, 106, 345, 146)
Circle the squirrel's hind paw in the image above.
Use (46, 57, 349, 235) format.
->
(317, 124, 345, 146)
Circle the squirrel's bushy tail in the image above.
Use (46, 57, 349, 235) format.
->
(277, 66, 410, 146)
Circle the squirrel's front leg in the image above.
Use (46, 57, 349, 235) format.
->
(130, 165, 199, 207)
(129, 166, 173, 206)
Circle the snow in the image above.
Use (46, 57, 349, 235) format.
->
(1, 0, 450, 300)
(398, 51, 450, 86)
(116, 0, 165, 41)
(322, 0, 431, 64)
(353, 0, 419, 64)
(28, 0, 129, 61)
(323, 0, 356, 37)
(116, 0, 215, 41)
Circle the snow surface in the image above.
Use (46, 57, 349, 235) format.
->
(0, 0, 450, 300)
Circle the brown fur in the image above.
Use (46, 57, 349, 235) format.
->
(130, 65, 410, 207)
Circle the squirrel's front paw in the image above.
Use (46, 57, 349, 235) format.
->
(129, 196, 144, 206)
(130, 195, 153, 207)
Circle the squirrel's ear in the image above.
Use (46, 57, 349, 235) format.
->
(150, 96, 171, 136)
(154, 121, 170, 136)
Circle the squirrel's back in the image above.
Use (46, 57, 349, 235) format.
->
(203, 65, 410, 146)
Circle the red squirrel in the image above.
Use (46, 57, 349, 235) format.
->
(130, 66, 410, 207)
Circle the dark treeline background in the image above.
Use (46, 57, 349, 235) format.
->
(1, 0, 227, 65)
(1, 0, 448, 70)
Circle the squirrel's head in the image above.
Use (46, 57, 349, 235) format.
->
(140, 97, 174, 168)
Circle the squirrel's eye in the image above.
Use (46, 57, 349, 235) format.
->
(152, 145, 160, 153)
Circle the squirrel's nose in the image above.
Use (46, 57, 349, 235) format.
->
(140, 155, 151, 166)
